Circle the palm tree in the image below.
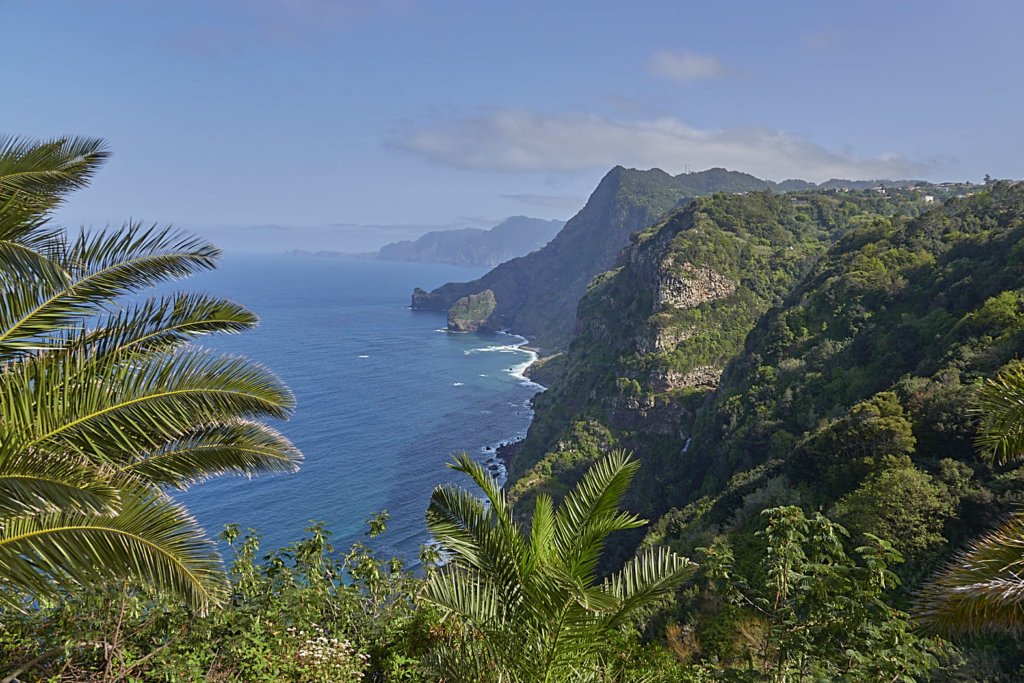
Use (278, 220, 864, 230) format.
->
(918, 361, 1024, 634)
(0, 135, 302, 612)
(421, 450, 695, 682)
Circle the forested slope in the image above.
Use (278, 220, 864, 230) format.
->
(508, 188, 928, 511)
(658, 183, 1024, 553)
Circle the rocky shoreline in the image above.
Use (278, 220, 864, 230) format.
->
(495, 438, 524, 470)
(477, 336, 546, 485)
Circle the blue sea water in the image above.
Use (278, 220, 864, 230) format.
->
(175, 254, 540, 563)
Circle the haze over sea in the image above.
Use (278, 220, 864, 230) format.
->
(176, 254, 540, 562)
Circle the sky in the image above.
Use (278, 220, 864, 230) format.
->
(4, 0, 1024, 252)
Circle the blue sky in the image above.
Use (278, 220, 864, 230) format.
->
(5, 0, 1023, 251)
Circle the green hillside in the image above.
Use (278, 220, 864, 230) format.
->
(508, 189, 928, 511)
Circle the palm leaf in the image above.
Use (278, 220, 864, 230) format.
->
(603, 546, 696, 629)
(424, 451, 696, 679)
(79, 292, 259, 359)
(2, 346, 294, 464)
(112, 420, 301, 489)
(448, 451, 518, 537)
(426, 484, 524, 603)
(525, 494, 555, 575)
(0, 136, 302, 615)
(0, 136, 108, 245)
(0, 445, 120, 518)
(975, 363, 1024, 464)
(419, 564, 501, 624)
(0, 483, 227, 612)
(0, 136, 108, 202)
(0, 223, 219, 356)
(917, 514, 1024, 635)
(554, 450, 645, 581)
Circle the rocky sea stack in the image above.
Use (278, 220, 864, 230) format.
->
(447, 289, 499, 332)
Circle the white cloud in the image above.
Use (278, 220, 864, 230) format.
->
(393, 109, 926, 183)
(648, 50, 737, 83)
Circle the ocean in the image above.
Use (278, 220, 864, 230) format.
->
(175, 254, 540, 563)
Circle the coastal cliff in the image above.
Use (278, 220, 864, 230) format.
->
(504, 188, 934, 529)
(410, 167, 790, 351)
(409, 168, 925, 354)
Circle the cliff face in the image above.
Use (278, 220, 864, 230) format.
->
(410, 167, 786, 352)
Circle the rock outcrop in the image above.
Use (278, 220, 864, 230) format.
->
(655, 264, 736, 312)
(649, 365, 723, 391)
(447, 290, 499, 332)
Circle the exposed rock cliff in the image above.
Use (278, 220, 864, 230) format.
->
(654, 264, 735, 312)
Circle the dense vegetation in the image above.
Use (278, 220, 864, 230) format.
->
(446, 290, 498, 332)
(1, 461, 953, 682)
(508, 190, 927, 514)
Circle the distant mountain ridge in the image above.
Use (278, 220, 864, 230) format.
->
(411, 166, 916, 351)
(376, 216, 564, 267)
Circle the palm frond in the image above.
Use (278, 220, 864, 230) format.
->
(112, 420, 301, 489)
(554, 450, 645, 580)
(0, 241, 75, 360)
(604, 547, 696, 629)
(424, 451, 695, 679)
(78, 292, 259, 359)
(419, 564, 501, 624)
(0, 136, 108, 201)
(0, 135, 302, 616)
(2, 346, 294, 464)
(448, 451, 517, 536)
(0, 237, 69, 286)
(0, 136, 108, 244)
(525, 494, 555, 575)
(426, 483, 524, 601)
(0, 445, 120, 518)
(0, 223, 219, 356)
(426, 482, 496, 567)
(975, 363, 1024, 464)
(917, 514, 1024, 635)
(0, 484, 227, 612)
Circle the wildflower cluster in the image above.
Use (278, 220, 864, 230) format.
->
(283, 625, 368, 681)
